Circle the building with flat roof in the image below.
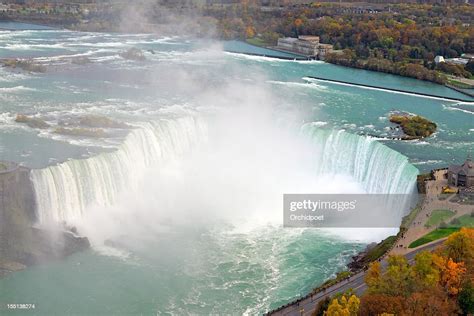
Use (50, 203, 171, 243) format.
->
(277, 36, 333, 60)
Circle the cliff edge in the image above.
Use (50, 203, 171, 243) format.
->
(0, 162, 89, 277)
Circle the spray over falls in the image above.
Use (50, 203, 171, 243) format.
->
(31, 116, 418, 228)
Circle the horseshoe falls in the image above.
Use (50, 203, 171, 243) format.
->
(1, 29, 472, 316)
(31, 119, 418, 226)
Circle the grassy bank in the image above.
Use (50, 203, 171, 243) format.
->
(245, 38, 268, 47)
(409, 228, 459, 248)
(425, 209, 455, 228)
(410, 214, 474, 248)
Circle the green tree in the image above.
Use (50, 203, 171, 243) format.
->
(466, 60, 474, 76)
(412, 251, 440, 290)
(459, 281, 474, 315)
(382, 255, 414, 296)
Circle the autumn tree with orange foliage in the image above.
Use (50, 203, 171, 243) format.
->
(212, 3, 474, 83)
(404, 287, 459, 316)
(358, 230, 474, 315)
(437, 257, 467, 296)
(245, 26, 255, 39)
(359, 294, 404, 315)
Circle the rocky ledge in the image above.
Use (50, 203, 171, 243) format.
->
(0, 162, 90, 277)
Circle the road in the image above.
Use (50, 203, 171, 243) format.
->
(267, 239, 446, 316)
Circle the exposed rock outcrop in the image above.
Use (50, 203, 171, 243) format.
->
(0, 162, 89, 277)
(15, 114, 50, 129)
(2, 59, 47, 73)
(120, 48, 146, 61)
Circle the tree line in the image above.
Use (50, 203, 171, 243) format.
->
(209, 2, 474, 84)
(314, 228, 474, 315)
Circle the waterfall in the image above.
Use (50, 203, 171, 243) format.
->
(31, 117, 418, 225)
(31, 116, 208, 224)
(301, 124, 419, 195)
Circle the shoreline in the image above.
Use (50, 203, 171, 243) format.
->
(240, 40, 474, 94)
(2, 19, 473, 95)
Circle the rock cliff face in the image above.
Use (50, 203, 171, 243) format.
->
(0, 162, 89, 276)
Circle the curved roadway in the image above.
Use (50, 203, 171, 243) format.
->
(267, 239, 446, 316)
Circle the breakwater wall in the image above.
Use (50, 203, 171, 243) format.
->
(306, 76, 474, 103)
(446, 84, 474, 98)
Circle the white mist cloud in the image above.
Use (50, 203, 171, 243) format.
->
(74, 65, 367, 250)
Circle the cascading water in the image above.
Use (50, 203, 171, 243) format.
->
(302, 124, 419, 195)
(31, 116, 208, 224)
(31, 117, 418, 226)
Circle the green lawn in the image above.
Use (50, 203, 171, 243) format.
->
(409, 213, 474, 248)
(245, 38, 267, 47)
(449, 214, 474, 228)
(425, 209, 455, 228)
(409, 227, 460, 248)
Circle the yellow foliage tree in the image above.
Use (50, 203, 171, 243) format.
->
(325, 294, 360, 316)
(365, 261, 382, 293)
(445, 228, 474, 263)
(245, 26, 255, 39)
(412, 251, 441, 290)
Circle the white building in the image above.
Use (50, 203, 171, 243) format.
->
(277, 36, 333, 60)
(434, 55, 445, 64)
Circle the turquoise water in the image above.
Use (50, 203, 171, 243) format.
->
(0, 23, 472, 315)
(0, 229, 364, 314)
(0, 22, 56, 31)
(223, 40, 304, 58)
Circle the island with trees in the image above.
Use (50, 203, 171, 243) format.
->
(389, 113, 437, 139)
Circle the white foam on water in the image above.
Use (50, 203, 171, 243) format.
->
(267, 80, 328, 91)
(225, 52, 300, 63)
(0, 85, 37, 93)
(308, 121, 328, 127)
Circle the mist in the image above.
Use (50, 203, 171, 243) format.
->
(68, 59, 372, 252)
(116, 0, 217, 37)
